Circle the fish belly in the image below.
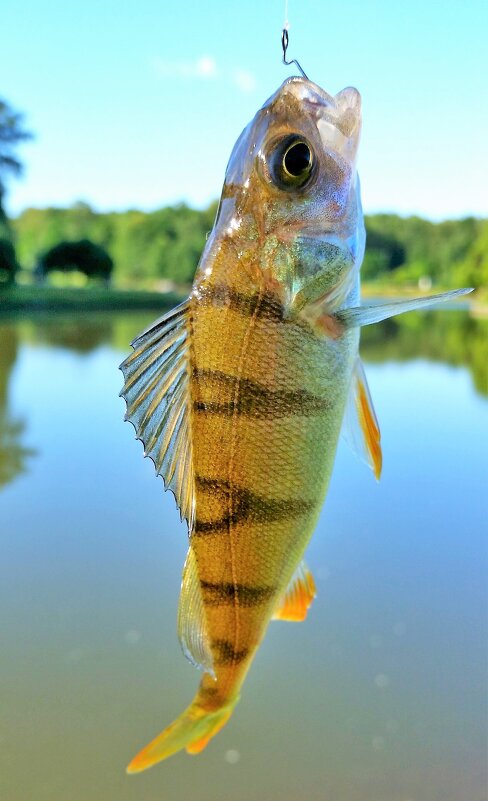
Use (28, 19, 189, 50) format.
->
(188, 279, 356, 696)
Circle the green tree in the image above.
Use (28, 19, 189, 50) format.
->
(39, 239, 114, 282)
(362, 219, 406, 280)
(0, 99, 32, 228)
(455, 220, 488, 290)
(10, 202, 486, 291)
(0, 238, 19, 284)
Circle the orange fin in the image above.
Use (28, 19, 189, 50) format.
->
(356, 361, 382, 480)
(185, 709, 233, 754)
(342, 357, 382, 480)
(127, 696, 238, 773)
(272, 560, 316, 622)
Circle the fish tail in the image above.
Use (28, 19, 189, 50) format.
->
(126, 687, 239, 773)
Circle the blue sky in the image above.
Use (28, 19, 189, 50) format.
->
(3, 0, 488, 219)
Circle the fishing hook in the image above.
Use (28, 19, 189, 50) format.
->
(281, 27, 309, 80)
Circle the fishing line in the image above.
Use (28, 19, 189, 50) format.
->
(281, 0, 308, 79)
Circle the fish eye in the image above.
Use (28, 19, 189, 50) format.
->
(268, 135, 314, 191)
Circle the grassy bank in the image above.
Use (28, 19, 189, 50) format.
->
(0, 285, 184, 313)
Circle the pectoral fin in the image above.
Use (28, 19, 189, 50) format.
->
(272, 561, 316, 622)
(336, 288, 473, 329)
(119, 300, 195, 529)
(342, 358, 382, 479)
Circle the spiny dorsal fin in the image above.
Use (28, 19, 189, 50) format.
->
(272, 560, 316, 622)
(119, 300, 195, 529)
(177, 547, 214, 676)
(342, 357, 382, 480)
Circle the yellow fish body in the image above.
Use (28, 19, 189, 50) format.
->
(120, 77, 470, 772)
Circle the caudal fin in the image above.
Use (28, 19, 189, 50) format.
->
(126, 696, 237, 774)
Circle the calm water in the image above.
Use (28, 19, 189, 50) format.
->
(0, 309, 487, 801)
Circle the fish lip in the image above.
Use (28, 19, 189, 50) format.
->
(262, 76, 336, 119)
(278, 76, 337, 111)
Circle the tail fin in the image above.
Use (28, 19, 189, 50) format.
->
(126, 693, 238, 774)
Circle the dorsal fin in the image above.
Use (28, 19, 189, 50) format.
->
(342, 357, 382, 480)
(119, 300, 195, 529)
(272, 560, 316, 622)
(177, 547, 214, 676)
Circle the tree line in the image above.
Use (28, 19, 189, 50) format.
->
(6, 201, 219, 287)
(0, 96, 486, 291)
(1, 202, 485, 290)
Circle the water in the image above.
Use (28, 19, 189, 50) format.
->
(0, 309, 487, 801)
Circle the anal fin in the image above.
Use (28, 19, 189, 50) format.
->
(272, 561, 316, 622)
(177, 547, 215, 676)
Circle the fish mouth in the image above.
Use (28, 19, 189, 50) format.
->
(291, 80, 338, 114)
(266, 77, 361, 159)
(264, 77, 337, 121)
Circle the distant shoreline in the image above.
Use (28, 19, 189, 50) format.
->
(0, 285, 183, 314)
(0, 284, 484, 316)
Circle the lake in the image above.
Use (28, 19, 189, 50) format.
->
(0, 308, 487, 801)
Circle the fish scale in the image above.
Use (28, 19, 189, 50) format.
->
(186, 271, 355, 701)
(120, 76, 470, 772)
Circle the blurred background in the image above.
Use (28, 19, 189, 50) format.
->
(1, 1, 487, 800)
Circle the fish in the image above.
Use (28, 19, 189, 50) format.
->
(120, 76, 471, 773)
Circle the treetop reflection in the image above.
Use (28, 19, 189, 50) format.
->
(0, 324, 36, 489)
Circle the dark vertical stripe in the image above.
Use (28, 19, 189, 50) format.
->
(202, 285, 286, 323)
(192, 369, 329, 418)
(193, 476, 316, 536)
(211, 639, 249, 665)
(200, 580, 276, 607)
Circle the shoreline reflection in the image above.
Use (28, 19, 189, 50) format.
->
(0, 324, 36, 490)
(360, 310, 488, 396)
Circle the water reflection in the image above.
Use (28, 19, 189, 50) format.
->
(360, 310, 488, 396)
(0, 307, 485, 494)
(12, 312, 159, 356)
(0, 308, 486, 801)
(4, 305, 488, 394)
(0, 324, 35, 488)
(29, 315, 114, 354)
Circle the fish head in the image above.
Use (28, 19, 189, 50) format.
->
(207, 77, 365, 312)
